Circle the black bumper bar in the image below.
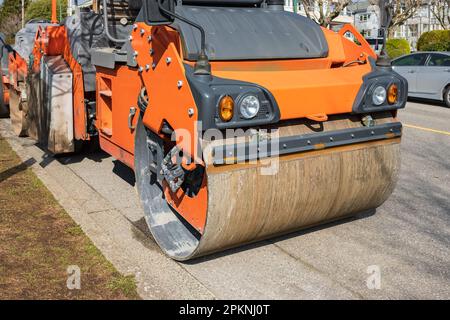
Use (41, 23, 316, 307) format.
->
(212, 122, 402, 165)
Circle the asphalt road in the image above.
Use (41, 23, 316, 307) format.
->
(1, 100, 449, 299)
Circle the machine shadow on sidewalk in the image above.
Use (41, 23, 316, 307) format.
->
(0, 157, 36, 183)
(182, 209, 376, 264)
(32, 137, 110, 169)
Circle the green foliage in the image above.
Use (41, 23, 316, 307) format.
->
(0, 0, 25, 21)
(25, 0, 67, 22)
(0, 0, 66, 44)
(386, 38, 411, 59)
(417, 30, 450, 52)
(0, 0, 29, 44)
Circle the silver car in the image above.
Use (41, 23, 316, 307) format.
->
(392, 51, 450, 107)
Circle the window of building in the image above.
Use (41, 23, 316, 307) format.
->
(359, 14, 368, 22)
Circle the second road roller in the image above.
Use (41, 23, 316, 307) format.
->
(3, 0, 407, 260)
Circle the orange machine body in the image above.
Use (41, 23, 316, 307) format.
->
(8, 53, 28, 91)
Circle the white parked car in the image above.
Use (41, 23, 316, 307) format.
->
(392, 52, 450, 107)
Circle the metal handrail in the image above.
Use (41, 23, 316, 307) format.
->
(102, 0, 127, 43)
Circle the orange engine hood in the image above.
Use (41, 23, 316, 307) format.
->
(211, 63, 372, 120)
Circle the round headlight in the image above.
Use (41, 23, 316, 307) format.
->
(240, 95, 260, 119)
(372, 86, 387, 106)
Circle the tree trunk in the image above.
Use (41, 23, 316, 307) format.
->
(388, 27, 396, 39)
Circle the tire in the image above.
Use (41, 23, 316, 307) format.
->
(444, 86, 450, 108)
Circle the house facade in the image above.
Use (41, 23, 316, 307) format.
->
(393, 4, 445, 50)
(349, 0, 447, 50)
(284, 0, 448, 50)
(284, 0, 354, 26)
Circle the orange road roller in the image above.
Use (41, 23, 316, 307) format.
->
(3, 0, 407, 260)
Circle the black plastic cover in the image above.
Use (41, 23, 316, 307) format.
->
(0, 33, 12, 74)
(13, 21, 53, 61)
(143, 0, 175, 25)
(65, 11, 110, 92)
(174, 6, 329, 61)
(128, 0, 143, 9)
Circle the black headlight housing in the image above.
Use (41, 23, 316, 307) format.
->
(213, 85, 279, 129)
(352, 63, 408, 114)
(185, 65, 280, 130)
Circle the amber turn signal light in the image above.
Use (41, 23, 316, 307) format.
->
(387, 84, 398, 104)
(219, 95, 234, 122)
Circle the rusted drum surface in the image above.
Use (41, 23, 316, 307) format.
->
(25, 72, 44, 142)
(199, 138, 400, 257)
(135, 115, 401, 261)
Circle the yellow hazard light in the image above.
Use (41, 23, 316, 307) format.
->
(388, 84, 398, 104)
(219, 95, 234, 122)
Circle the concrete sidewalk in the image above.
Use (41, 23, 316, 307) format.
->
(1, 102, 449, 299)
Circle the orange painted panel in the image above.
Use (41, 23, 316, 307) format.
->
(213, 63, 372, 119)
(9, 53, 28, 89)
(95, 66, 142, 166)
(61, 29, 88, 141)
(338, 24, 377, 60)
(99, 135, 135, 169)
(164, 174, 208, 234)
(131, 24, 208, 233)
(2, 75, 9, 104)
(322, 29, 347, 65)
(132, 25, 200, 162)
